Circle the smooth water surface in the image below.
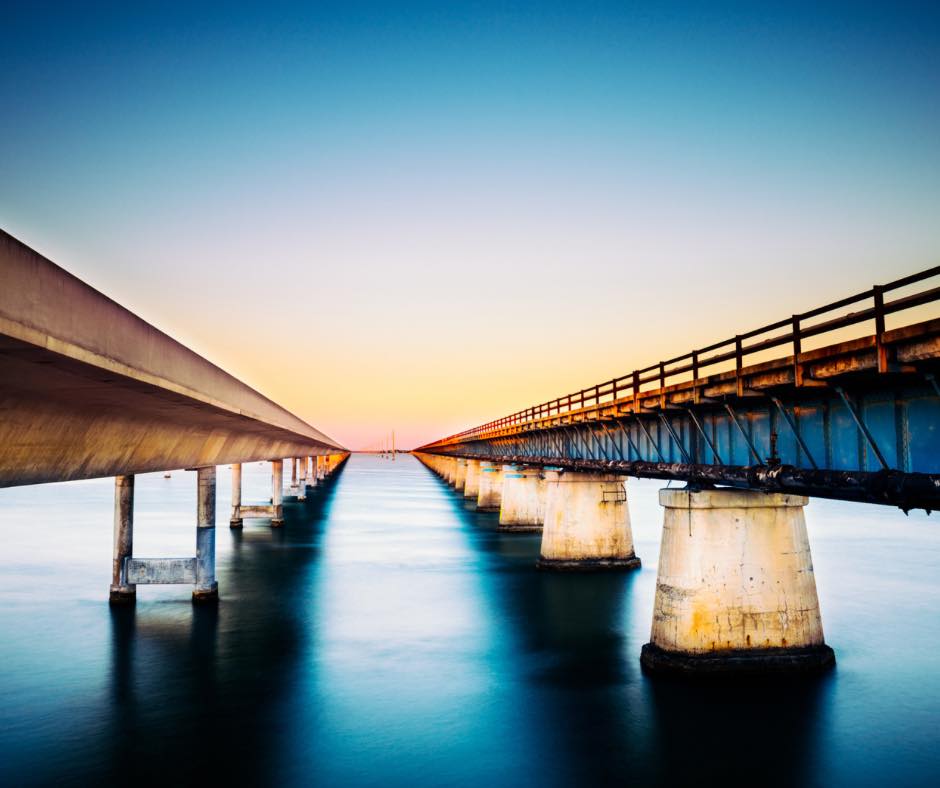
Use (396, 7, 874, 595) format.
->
(1, 454, 939, 786)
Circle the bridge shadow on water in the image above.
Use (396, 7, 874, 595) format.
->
(105, 467, 348, 787)
(424, 464, 833, 787)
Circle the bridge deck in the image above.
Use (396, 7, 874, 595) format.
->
(420, 269, 940, 510)
(0, 230, 343, 486)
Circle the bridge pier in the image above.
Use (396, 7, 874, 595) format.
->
(192, 466, 218, 603)
(290, 457, 300, 496)
(477, 461, 502, 511)
(498, 465, 544, 532)
(109, 474, 136, 604)
(444, 457, 457, 487)
(454, 458, 467, 492)
(463, 459, 481, 500)
(641, 488, 834, 675)
(230, 463, 243, 528)
(537, 470, 640, 571)
(297, 457, 307, 501)
(109, 467, 219, 603)
(271, 459, 285, 526)
(305, 456, 316, 491)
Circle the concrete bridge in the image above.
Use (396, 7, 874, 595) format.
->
(0, 230, 349, 603)
(415, 266, 940, 675)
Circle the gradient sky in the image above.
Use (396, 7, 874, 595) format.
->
(2, 2, 939, 449)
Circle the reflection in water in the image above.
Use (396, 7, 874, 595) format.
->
(1, 455, 939, 786)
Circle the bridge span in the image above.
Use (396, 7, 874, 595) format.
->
(1, 230, 349, 603)
(415, 267, 940, 675)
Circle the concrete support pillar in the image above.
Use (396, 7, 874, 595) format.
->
(193, 466, 218, 603)
(498, 465, 544, 532)
(537, 470, 640, 571)
(271, 460, 285, 527)
(641, 488, 834, 674)
(477, 461, 503, 511)
(109, 474, 136, 604)
(463, 459, 481, 500)
(454, 459, 467, 492)
(297, 456, 307, 501)
(306, 456, 317, 489)
(230, 463, 243, 528)
(317, 456, 326, 481)
(290, 457, 299, 494)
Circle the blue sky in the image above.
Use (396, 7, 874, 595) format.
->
(2, 2, 939, 447)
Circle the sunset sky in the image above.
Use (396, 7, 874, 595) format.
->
(2, 2, 939, 449)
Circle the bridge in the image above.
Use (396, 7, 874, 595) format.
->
(0, 230, 349, 603)
(4, 223, 940, 676)
(415, 266, 940, 674)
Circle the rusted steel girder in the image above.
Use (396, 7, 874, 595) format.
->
(425, 452, 940, 512)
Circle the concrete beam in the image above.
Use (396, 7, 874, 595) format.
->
(0, 230, 345, 486)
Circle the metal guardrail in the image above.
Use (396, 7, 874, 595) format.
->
(424, 266, 940, 448)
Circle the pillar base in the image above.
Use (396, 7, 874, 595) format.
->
(108, 587, 136, 605)
(640, 642, 835, 676)
(229, 518, 243, 529)
(536, 555, 641, 572)
(192, 583, 219, 603)
(476, 504, 500, 512)
(497, 524, 542, 533)
(271, 518, 285, 528)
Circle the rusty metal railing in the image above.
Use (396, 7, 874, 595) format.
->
(422, 265, 940, 448)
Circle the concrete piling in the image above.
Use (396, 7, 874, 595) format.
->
(641, 488, 834, 674)
(498, 465, 544, 532)
(297, 456, 307, 501)
(537, 470, 640, 571)
(463, 459, 481, 500)
(230, 463, 243, 528)
(109, 474, 136, 604)
(193, 465, 218, 603)
(454, 458, 467, 492)
(476, 461, 502, 511)
(271, 460, 285, 527)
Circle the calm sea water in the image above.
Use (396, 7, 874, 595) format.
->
(0, 453, 939, 786)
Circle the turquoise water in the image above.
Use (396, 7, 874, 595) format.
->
(0, 453, 939, 786)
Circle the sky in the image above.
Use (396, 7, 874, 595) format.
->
(1, 1, 939, 449)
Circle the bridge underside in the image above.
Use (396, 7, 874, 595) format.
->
(424, 324, 940, 510)
(0, 230, 342, 487)
(0, 334, 336, 487)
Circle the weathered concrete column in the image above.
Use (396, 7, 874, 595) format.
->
(477, 461, 503, 511)
(463, 459, 481, 500)
(297, 457, 307, 501)
(454, 458, 467, 492)
(271, 460, 285, 527)
(498, 465, 544, 532)
(641, 488, 834, 674)
(306, 456, 317, 489)
(537, 470, 640, 571)
(230, 463, 243, 528)
(193, 466, 218, 603)
(290, 457, 300, 494)
(317, 456, 326, 481)
(441, 457, 455, 486)
(109, 474, 136, 604)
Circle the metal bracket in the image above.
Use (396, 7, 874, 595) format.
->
(834, 386, 890, 471)
(635, 416, 668, 463)
(724, 402, 763, 465)
(685, 408, 723, 465)
(658, 413, 692, 463)
(770, 396, 818, 470)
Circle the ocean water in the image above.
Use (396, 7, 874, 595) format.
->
(0, 453, 938, 786)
